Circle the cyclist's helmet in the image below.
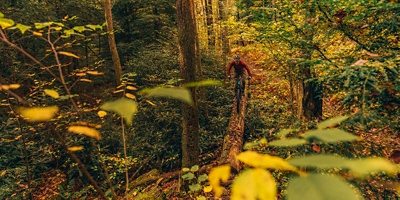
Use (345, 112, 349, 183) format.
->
(234, 55, 240, 61)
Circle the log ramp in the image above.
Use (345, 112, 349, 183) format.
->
(218, 91, 249, 173)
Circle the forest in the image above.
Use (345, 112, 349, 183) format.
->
(0, 0, 399, 199)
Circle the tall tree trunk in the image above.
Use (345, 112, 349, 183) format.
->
(176, 0, 200, 169)
(194, 0, 209, 121)
(205, 0, 215, 48)
(104, 0, 122, 86)
(218, 0, 229, 58)
(297, 5, 322, 121)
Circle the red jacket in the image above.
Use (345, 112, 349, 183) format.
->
(226, 60, 252, 77)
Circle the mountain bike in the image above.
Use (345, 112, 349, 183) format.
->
(234, 76, 246, 113)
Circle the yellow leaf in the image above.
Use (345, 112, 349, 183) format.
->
(113, 89, 124, 94)
(0, 85, 10, 90)
(54, 27, 63, 31)
(97, 110, 107, 118)
(125, 93, 136, 100)
(68, 146, 84, 151)
(0, 170, 6, 176)
(231, 169, 277, 200)
(44, 89, 60, 98)
(19, 106, 59, 122)
(80, 79, 93, 82)
(126, 86, 137, 90)
(145, 100, 157, 106)
(86, 71, 104, 75)
(9, 84, 21, 89)
(203, 185, 213, 193)
(58, 51, 80, 59)
(32, 31, 43, 37)
(236, 151, 300, 173)
(0, 18, 15, 29)
(75, 73, 86, 77)
(68, 126, 101, 140)
(208, 165, 230, 197)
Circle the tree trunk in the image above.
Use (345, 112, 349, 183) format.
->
(205, 0, 215, 48)
(104, 0, 122, 86)
(218, 0, 229, 58)
(297, 5, 322, 121)
(176, 0, 200, 169)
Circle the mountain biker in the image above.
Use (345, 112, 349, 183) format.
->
(227, 55, 252, 85)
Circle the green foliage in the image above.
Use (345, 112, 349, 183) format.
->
(289, 155, 399, 178)
(181, 165, 209, 199)
(214, 116, 399, 199)
(287, 174, 362, 200)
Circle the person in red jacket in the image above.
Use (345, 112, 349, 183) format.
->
(226, 55, 252, 80)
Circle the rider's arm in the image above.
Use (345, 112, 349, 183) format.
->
(241, 61, 252, 76)
(226, 61, 234, 77)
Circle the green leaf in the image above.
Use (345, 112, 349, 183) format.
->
(182, 79, 223, 87)
(276, 129, 297, 138)
(34, 22, 53, 29)
(231, 169, 277, 200)
(288, 155, 400, 178)
(53, 22, 64, 27)
(190, 165, 199, 172)
(0, 18, 15, 29)
(303, 129, 359, 143)
(140, 87, 193, 105)
(317, 116, 348, 129)
(346, 157, 400, 178)
(100, 98, 138, 126)
(269, 138, 307, 147)
(189, 184, 202, 192)
(286, 174, 362, 200)
(73, 26, 87, 33)
(288, 155, 349, 169)
(182, 172, 195, 180)
(15, 24, 31, 34)
(86, 24, 103, 31)
(198, 174, 208, 182)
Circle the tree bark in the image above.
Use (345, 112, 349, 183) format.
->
(176, 0, 200, 169)
(104, 0, 122, 86)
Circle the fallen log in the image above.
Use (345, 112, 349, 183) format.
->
(218, 94, 248, 173)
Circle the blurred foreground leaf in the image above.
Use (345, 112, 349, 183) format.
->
(19, 106, 58, 122)
(100, 98, 138, 126)
(287, 174, 362, 200)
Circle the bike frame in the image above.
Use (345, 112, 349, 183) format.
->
(234, 76, 246, 113)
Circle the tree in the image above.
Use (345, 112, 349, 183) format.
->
(205, 0, 215, 47)
(296, 3, 322, 121)
(176, 0, 200, 169)
(104, 0, 122, 86)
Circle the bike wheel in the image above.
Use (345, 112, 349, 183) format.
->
(236, 87, 241, 113)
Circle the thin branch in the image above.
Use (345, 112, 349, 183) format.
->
(0, 29, 61, 82)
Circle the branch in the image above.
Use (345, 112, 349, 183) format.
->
(0, 29, 61, 82)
